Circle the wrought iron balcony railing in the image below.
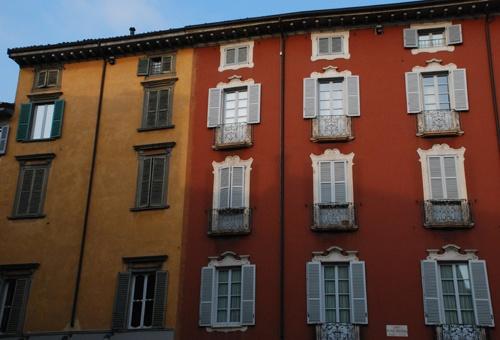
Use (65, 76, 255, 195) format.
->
(214, 123, 252, 149)
(312, 115, 353, 142)
(423, 199, 473, 228)
(316, 323, 359, 340)
(312, 203, 357, 231)
(208, 208, 251, 235)
(417, 110, 462, 137)
(436, 324, 486, 340)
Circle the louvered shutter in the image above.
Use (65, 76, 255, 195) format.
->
(144, 90, 159, 128)
(451, 69, 469, 111)
(306, 261, 322, 324)
(0, 125, 9, 154)
(137, 157, 152, 207)
(421, 260, 442, 325)
(346, 76, 360, 116)
(318, 38, 329, 54)
(161, 56, 172, 73)
(443, 156, 458, 199)
(225, 48, 236, 65)
(17, 168, 34, 215)
(28, 168, 46, 215)
(199, 266, 215, 326)
(112, 272, 132, 330)
(303, 78, 318, 118)
(319, 161, 332, 203)
(207, 88, 222, 128)
(157, 89, 171, 127)
(469, 260, 494, 327)
(333, 161, 347, 203)
(149, 157, 167, 206)
(46, 70, 59, 87)
(5, 278, 31, 334)
(50, 100, 65, 138)
(231, 166, 244, 208)
(247, 84, 261, 124)
(238, 46, 248, 64)
(152, 271, 168, 328)
(332, 37, 343, 53)
(350, 261, 368, 325)
(405, 72, 422, 113)
(447, 24, 463, 45)
(403, 28, 418, 48)
(35, 70, 47, 88)
(16, 103, 32, 141)
(137, 58, 150, 76)
(241, 264, 256, 325)
(429, 156, 444, 200)
(219, 167, 230, 209)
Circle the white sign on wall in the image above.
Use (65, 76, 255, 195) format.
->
(386, 325, 408, 337)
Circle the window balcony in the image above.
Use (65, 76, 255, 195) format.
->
(416, 110, 463, 137)
(436, 324, 486, 340)
(312, 203, 357, 231)
(423, 199, 473, 228)
(316, 323, 359, 340)
(213, 123, 252, 150)
(311, 115, 353, 142)
(208, 208, 251, 236)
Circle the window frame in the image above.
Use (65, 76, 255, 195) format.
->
(212, 156, 253, 211)
(222, 87, 249, 124)
(322, 263, 351, 324)
(421, 72, 452, 112)
(406, 21, 458, 55)
(213, 267, 243, 327)
(311, 31, 350, 61)
(127, 271, 156, 329)
(218, 41, 255, 72)
(30, 102, 55, 140)
(33, 67, 61, 90)
(140, 85, 174, 130)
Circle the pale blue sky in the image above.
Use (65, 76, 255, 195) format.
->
(0, 0, 418, 101)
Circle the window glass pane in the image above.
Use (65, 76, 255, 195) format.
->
(133, 275, 145, 299)
(324, 281, 335, 294)
(217, 310, 227, 323)
(325, 310, 336, 323)
(445, 310, 459, 324)
(459, 295, 473, 310)
(338, 266, 349, 279)
(443, 295, 457, 309)
(146, 274, 155, 299)
(339, 310, 350, 323)
(218, 270, 228, 282)
(232, 269, 241, 282)
(324, 267, 335, 280)
(32, 105, 46, 139)
(339, 295, 350, 308)
(441, 280, 455, 294)
(131, 301, 142, 327)
(462, 311, 475, 325)
(338, 280, 349, 294)
(325, 295, 335, 309)
(143, 300, 153, 327)
(150, 57, 163, 74)
(230, 309, 240, 322)
(230, 296, 240, 309)
(456, 265, 469, 279)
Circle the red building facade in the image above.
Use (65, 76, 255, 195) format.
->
(178, 1, 500, 340)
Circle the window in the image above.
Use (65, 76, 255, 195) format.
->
(11, 154, 54, 219)
(404, 23, 462, 54)
(0, 124, 9, 155)
(141, 86, 173, 130)
(199, 252, 255, 329)
(132, 143, 174, 211)
(418, 28, 446, 49)
(323, 264, 351, 323)
(34, 68, 60, 89)
(422, 73, 451, 111)
(427, 155, 459, 200)
(439, 263, 475, 325)
(137, 55, 174, 76)
(111, 256, 168, 330)
(311, 32, 350, 61)
(0, 279, 16, 333)
(223, 88, 248, 124)
(16, 100, 65, 141)
(218, 42, 254, 71)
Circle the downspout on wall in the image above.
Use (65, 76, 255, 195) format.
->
(485, 12, 500, 150)
(279, 18, 286, 340)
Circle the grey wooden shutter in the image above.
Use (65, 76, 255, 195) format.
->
(17, 168, 34, 215)
(152, 271, 168, 328)
(28, 168, 47, 215)
(332, 37, 343, 54)
(451, 69, 469, 111)
(350, 261, 368, 325)
(429, 156, 444, 200)
(318, 38, 329, 54)
(238, 46, 248, 64)
(346, 76, 360, 116)
(219, 167, 230, 209)
(50, 100, 65, 138)
(137, 157, 152, 207)
(199, 266, 215, 327)
(112, 272, 132, 330)
(161, 56, 172, 73)
(405, 72, 422, 113)
(144, 90, 158, 128)
(303, 78, 318, 118)
(35, 70, 47, 88)
(230, 166, 244, 208)
(469, 260, 494, 327)
(333, 161, 347, 203)
(403, 28, 418, 48)
(207, 88, 222, 127)
(157, 89, 171, 127)
(225, 48, 236, 65)
(421, 260, 442, 325)
(247, 84, 261, 124)
(319, 161, 332, 203)
(241, 264, 256, 325)
(47, 70, 59, 87)
(446, 24, 463, 45)
(0, 125, 9, 154)
(137, 58, 150, 76)
(5, 278, 31, 335)
(306, 261, 322, 324)
(16, 103, 32, 141)
(149, 156, 167, 207)
(443, 156, 458, 199)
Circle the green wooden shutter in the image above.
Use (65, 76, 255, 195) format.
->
(16, 103, 32, 141)
(152, 271, 168, 328)
(16, 168, 35, 215)
(306, 261, 322, 324)
(199, 267, 215, 326)
(149, 156, 167, 207)
(0, 125, 9, 154)
(157, 89, 170, 127)
(137, 157, 152, 207)
(111, 272, 132, 330)
(5, 278, 31, 335)
(50, 100, 65, 138)
(137, 58, 150, 76)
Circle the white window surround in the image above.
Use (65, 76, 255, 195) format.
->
(218, 41, 255, 72)
(216, 75, 255, 89)
(426, 244, 478, 262)
(311, 31, 351, 61)
(409, 21, 455, 55)
(417, 144, 467, 201)
(212, 155, 253, 210)
(310, 149, 355, 204)
(411, 59, 457, 74)
(310, 66, 353, 79)
(311, 246, 359, 263)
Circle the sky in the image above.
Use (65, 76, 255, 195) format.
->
(0, 0, 418, 102)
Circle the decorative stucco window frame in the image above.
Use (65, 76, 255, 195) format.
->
(309, 65, 353, 80)
(311, 246, 359, 263)
(417, 143, 467, 201)
(216, 75, 255, 89)
(218, 41, 255, 72)
(409, 21, 455, 55)
(212, 155, 253, 210)
(311, 31, 351, 61)
(426, 244, 477, 261)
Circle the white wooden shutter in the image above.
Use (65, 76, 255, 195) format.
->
(429, 156, 444, 200)
(207, 88, 222, 127)
(443, 156, 459, 199)
(0, 125, 9, 154)
(350, 261, 368, 325)
(231, 166, 244, 208)
(303, 78, 318, 118)
(319, 161, 332, 203)
(405, 72, 422, 113)
(446, 24, 463, 45)
(247, 84, 261, 124)
(421, 260, 443, 325)
(306, 261, 322, 324)
(333, 161, 347, 203)
(451, 69, 469, 111)
(403, 28, 418, 48)
(346, 76, 360, 116)
(469, 260, 494, 327)
(219, 167, 230, 209)
(199, 266, 215, 327)
(241, 264, 256, 325)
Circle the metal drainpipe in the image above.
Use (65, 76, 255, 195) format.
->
(485, 12, 500, 150)
(279, 18, 286, 340)
(70, 44, 108, 327)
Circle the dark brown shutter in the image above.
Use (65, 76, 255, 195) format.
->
(5, 278, 31, 335)
(111, 272, 132, 330)
(46, 70, 59, 87)
(28, 168, 46, 215)
(138, 158, 152, 207)
(156, 89, 170, 127)
(16, 168, 35, 215)
(144, 90, 158, 128)
(151, 271, 168, 328)
(35, 71, 47, 88)
(137, 58, 150, 76)
(149, 157, 167, 206)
